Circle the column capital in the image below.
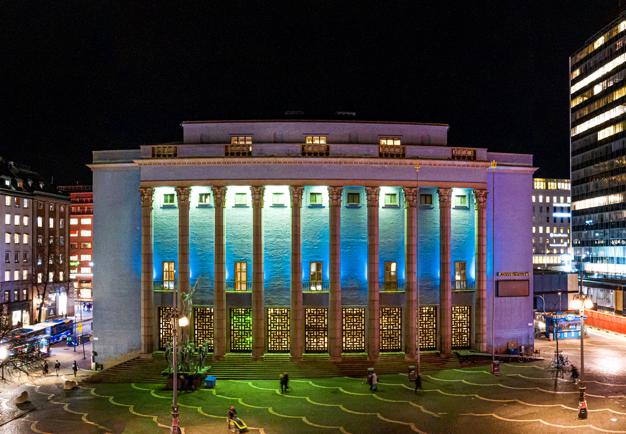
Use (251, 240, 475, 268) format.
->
(365, 186, 380, 207)
(403, 187, 418, 208)
(328, 186, 343, 207)
(437, 187, 452, 209)
(473, 189, 488, 210)
(139, 186, 154, 208)
(251, 185, 265, 208)
(289, 186, 304, 208)
(211, 186, 227, 208)
(175, 186, 191, 206)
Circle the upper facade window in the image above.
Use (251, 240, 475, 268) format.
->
(163, 193, 176, 207)
(379, 137, 401, 146)
(198, 193, 211, 207)
(454, 194, 468, 208)
(305, 135, 327, 145)
(152, 145, 177, 158)
(346, 192, 360, 206)
(231, 136, 252, 145)
(384, 193, 399, 207)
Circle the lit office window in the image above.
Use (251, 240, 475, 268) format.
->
(231, 136, 253, 145)
(234, 193, 248, 206)
(235, 261, 247, 291)
(532, 226, 536, 233)
(80, 230, 91, 237)
(4, 196, 10, 206)
(532, 195, 536, 203)
(22, 216, 28, 226)
(272, 192, 285, 206)
(539, 227, 543, 234)
(37, 217, 43, 227)
(384, 193, 399, 207)
(305, 135, 327, 145)
(163, 261, 175, 290)
(198, 193, 211, 206)
(454, 194, 467, 207)
(22, 270, 28, 280)
(538, 195, 543, 202)
(70, 218, 78, 225)
(384, 262, 398, 290)
(379, 137, 401, 146)
(546, 196, 551, 203)
(4, 271, 10, 282)
(80, 218, 92, 225)
(49, 218, 54, 228)
(3, 214, 9, 225)
(309, 192, 323, 205)
(309, 262, 323, 290)
(22, 233, 28, 244)
(13, 215, 19, 225)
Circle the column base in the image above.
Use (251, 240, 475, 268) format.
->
(440, 351, 451, 359)
(290, 355, 303, 362)
(139, 352, 153, 359)
(477, 342, 487, 353)
(213, 354, 225, 361)
(404, 353, 417, 362)
(251, 355, 265, 361)
(329, 355, 342, 363)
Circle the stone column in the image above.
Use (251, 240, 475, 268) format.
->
(251, 186, 265, 360)
(328, 186, 343, 361)
(366, 187, 380, 361)
(403, 187, 418, 361)
(438, 187, 452, 357)
(212, 186, 227, 359)
(176, 187, 191, 308)
(290, 186, 304, 360)
(474, 189, 488, 352)
(139, 187, 154, 354)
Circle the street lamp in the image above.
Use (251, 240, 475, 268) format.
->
(557, 291, 562, 312)
(571, 293, 593, 419)
(0, 346, 8, 380)
(170, 293, 189, 434)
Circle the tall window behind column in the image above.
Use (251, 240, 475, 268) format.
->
(235, 261, 247, 291)
(163, 261, 175, 290)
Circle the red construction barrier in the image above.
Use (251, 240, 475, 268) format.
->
(584, 310, 626, 335)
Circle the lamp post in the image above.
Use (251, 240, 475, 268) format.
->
(170, 287, 189, 434)
(571, 291, 593, 420)
(557, 291, 562, 312)
(0, 347, 7, 381)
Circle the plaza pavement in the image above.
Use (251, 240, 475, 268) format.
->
(0, 327, 625, 433)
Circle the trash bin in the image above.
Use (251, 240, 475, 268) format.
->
(491, 361, 501, 376)
(204, 375, 217, 388)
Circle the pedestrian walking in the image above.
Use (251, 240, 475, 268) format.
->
(54, 360, 61, 376)
(370, 371, 378, 392)
(72, 360, 78, 377)
(280, 372, 289, 393)
(414, 374, 422, 392)
(42, 360, 49, 376)
(366, 371, 373, 390)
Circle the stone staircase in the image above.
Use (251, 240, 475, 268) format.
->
(83, 351, 478, 383)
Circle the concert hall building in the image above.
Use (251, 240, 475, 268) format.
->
(91, 120, 535, 364)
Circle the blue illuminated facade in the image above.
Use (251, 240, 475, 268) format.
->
(91, 120, 536, 364)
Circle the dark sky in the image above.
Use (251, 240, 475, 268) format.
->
(1, 1, 620, 184)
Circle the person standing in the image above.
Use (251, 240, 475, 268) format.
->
(42, 360, 49, 376)
(414, 373, 422, 392)
(371, 371, 378, 392)
(72, 360, 78, 377)
(281, 372, 289, 393)
(54, 360, 61, 376)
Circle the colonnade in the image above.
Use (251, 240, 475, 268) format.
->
(139, 184, 488, 360)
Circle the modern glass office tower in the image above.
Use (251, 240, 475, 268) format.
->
(91, 120, 535, 364)
(571, 12, 626, 313)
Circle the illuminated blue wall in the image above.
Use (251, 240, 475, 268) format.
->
(341, 187, 367, 304)
(263, 186, 291, 305)
(225, 186, 252, 286)
(379, 187, 406, 292)
(189, 186, 214, 304)
(418, 188, 440, 305)
(153, 187, 179, 283)
(451, 188, 476, 288)
(301, 186, 330, 289)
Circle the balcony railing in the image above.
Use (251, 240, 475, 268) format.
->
(302, 280, 330, 291)
(379, 144, 405, 159)
(153, 280, 175, 292)
(452, 280, 475, 291)
(225, 144, 252, 157)
(225, 280, 252, 291)
(301, 143, 330, 157)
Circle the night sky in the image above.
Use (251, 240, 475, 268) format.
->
(2, 1, 620, 184)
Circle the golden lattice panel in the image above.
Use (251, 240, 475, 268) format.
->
(305, 308, 328, 352)
(418, 305, 437, 351)
(193, 306, 214, 351)
(379, 307, 402, 352)
(342, 307, 365, 352)
(267, 308, 290, 352)
(451, 305, 471, 349)
(230, 308, 252, 352)
(158, 306, 174, 350)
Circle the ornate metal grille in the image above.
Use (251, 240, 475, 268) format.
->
(452, 305, 471, 349)
(230, 308, 252, 352)
(267, 308, 290, 352)
(379, 307, 402, 351)
(193, 306, 214, 351)
(158, 306, 174, 350)
(418, 305, 437, 351)
(342, 307, 365, 352)
(304, 308, 327, 352)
